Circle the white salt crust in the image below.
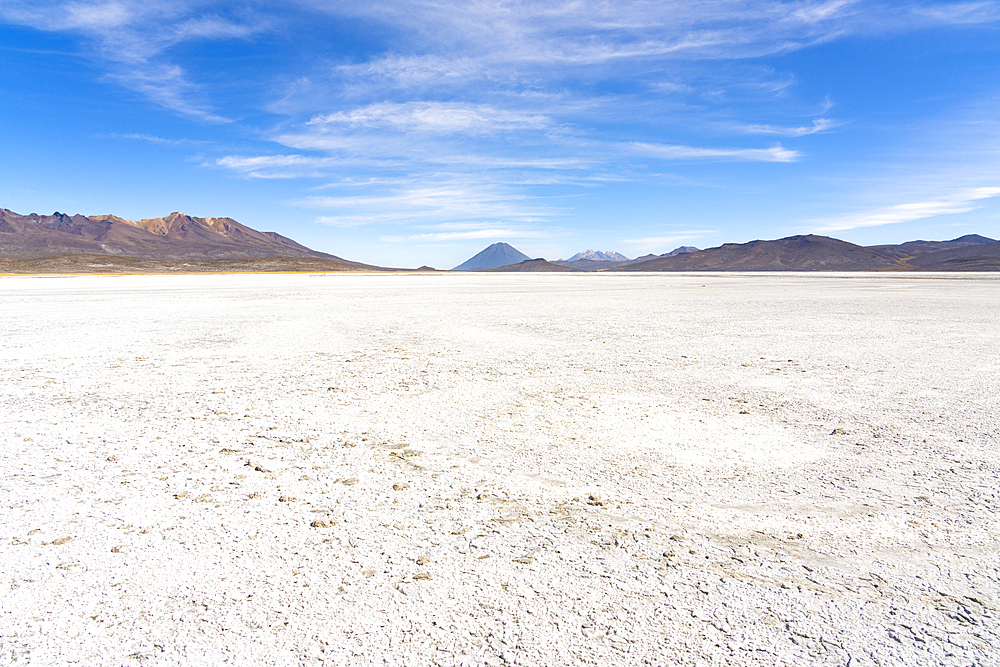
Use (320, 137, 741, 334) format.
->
(1, 272, 998, 666)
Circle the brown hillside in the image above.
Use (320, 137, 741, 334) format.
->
(0, 208, 362, 263)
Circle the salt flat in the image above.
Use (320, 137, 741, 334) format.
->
(1, 272, 998, 666)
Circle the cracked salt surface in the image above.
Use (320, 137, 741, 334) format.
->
(1, 272, 998, 666)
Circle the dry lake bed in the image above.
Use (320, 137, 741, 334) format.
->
(1, 272, 998, 666)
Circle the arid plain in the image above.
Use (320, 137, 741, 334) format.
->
(1, 272, 998, 666)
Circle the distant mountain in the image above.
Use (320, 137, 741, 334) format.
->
(563, 249, 629, 262)
(0, 208, 366, 264)
(453, 242, 530, 270)
(666, 245, 700, 256)
(625, 246, 700, 265)
(614, 235, 903, 271)
(481, 258, 581, 272)
(868, 234, 995, 259)
(555, 245, 700, 271)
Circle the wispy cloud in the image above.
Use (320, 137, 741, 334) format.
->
(814, 187, 1000, 232)
(631, 142, 800, 162)
(0, 1, 265, 120)
(296, 174, 569, 227)
(915, 2, 1000, 24)
(307, 102, 550, 135)
(314, 215, 375, 228)
(314, 0, 868, 68)
(110, 132, 206, 146)
(380, 226, 552, 243)
(213, 154, 349, 178)
(112, 62, 232, 123)
(738, 118, 839, 136)
(5, 0, 995, 124)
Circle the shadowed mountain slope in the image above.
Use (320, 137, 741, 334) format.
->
(453, 242, 531, 270)
(614, 235, 904, 271)
(552, 258, 627, 271)
(909, 239, 1000, 271)
(481, 258, 582, 272)
(0, 208, 365, 264)
(868, 234, 995, 259)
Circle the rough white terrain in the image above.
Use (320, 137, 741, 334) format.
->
(1, 272, 998, 666)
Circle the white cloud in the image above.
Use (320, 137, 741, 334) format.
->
(381, 227, 552, 243)
(113, 132, 182, 144)
(793, 0, 858, 24)
(113, 62, 231, 123)
(631, 142, 800, 162)
(296, 175, 567, 226)
(62, 1, 133, 29)
(0, 1, 263, 121)
(307, 102, 550, 135)
(335, 54, 487, 90)
(5, 0, 996, 124)
(915, 2, 1000, 24)
(107, 132, 214, 148)
(315, 215, 375, 228)
(214, 154, 347, 178)
(814, 187, 1000, 232)
(651, 80, 694, 94)
(738, 117, 839, 136)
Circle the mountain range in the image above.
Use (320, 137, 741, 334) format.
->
(458, 235, 999, 272)
(611, 234, 997, 272)
(553, 245, 699, 271)
(2, 207, 998, 273)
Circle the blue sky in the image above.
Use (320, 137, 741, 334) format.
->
(1, 1, 998, 268)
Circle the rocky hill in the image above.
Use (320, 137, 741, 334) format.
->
(0, 208, 364, 264)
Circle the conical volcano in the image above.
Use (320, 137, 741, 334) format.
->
(453, 242, 530, 270)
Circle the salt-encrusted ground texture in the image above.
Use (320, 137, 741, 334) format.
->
(1, 272, 998, 666)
